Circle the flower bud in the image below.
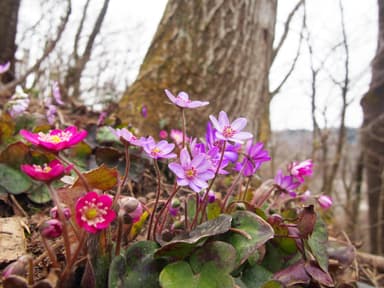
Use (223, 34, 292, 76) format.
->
(50, 205, 71, 220)
(207, 190, 216, 203)
(39, 219, 63, 239)
(300, 190, 311, 202)
(118, 197, 143, 224)
(2, 255, 32, 279)
(169, 198, 180, 217)
(317, 195, 333, 210)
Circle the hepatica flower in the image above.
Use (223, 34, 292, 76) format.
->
(274, 169, 300, 197)
(209, 111, 253, 144)
(21, 159, 72, 182)
(0, 61, 10, 74)
(7, 86, 30, 118)
(235, 141, 271, 177)
(20, 126, 87, 152)
(165, 89, 209, 109)
(143, 137, 176, 159)
(288, 159, 313, 182)
(75, 191, 116, 233)
(169, 148, 214, 192)
(110, 127, 147, 147)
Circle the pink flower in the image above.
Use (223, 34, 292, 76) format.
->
(50, 205, 71, 220)
(20, 126, 87, 152)
(274, 169, 300, 197)
(317, 195, 333, 210)
(0, 61, 10, 74)
(209, 111, 253, 144)
(75, 191, 116, 233)
(21, 159, 72, 182)
(39, 219, 63, 239)
(168, 148, 215, 192)
(143, 137, 176, 159)
(2, 255, 31, 279)
(288, 159, 313, 182)
(97, 111, 107, 126)
(109, 127, 148, 147)
(165, 89, 209, 109)
(159, 130, 168, 139)
(170, 129, 188, 146)
(118, 197, 143, 223)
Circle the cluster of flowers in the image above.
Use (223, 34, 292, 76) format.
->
(17, 89, 332, 238)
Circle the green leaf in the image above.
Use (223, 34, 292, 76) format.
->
(241, 264, 273, 288)
(189, 241, 236, 274)
(96, 126, 120, 143)
(223, 211, 274, 266)
(155, 214, 232, 259)
(159, 261, 234, 288)
(108, 241, 166, 288)
(206, 201, 221, 220)
(307, 216, 328, 272)
(0, 163, 32, 194)
(260, 280, 284, 288)
(27, 185, 51, 204)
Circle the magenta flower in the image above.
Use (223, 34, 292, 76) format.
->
(159, 130, 168, 139)
(50, 205, 71, 220)
(109, 127, 148, 147)
(169, 148, 215, 192)
(0, 61, 10, 74)
(39, 219, 63, 239)
(317, 195, 333, 210)
(20, 126, 87, 152)
(75, 191, 116, 233)
(274, 169, 300, 197)
(288, 159, 313, 182)
(21, 159, 72, 182)
(209, 111, 253, 144)
(235, 141, 271, 177)
(165, 89, 209, 109)
(143, 138, 176, 159)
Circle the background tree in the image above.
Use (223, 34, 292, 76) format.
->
(118, 0, 277, 138)
(0, 0, 21, 86)
(361, 0, 384, 255)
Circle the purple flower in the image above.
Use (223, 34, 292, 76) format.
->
(274, 169, 300, 197)
(317, 195, 333, 210)
(205, 122, 240, 163)
(209, 111, 253, 144)
(52, 81, 64, 105)
(143, 138, 176, 159)
(0, 61, 10, 74)
(7, 86, 30, 118)
(235, 141, 271, 177)
(109, 127, 148, 147)
(168, 148, 215, 192)
(287, 159, 313, 182)
(165, 89, 209, 109)
(97, 111, 107, 126)
(46, 104, 57, 125)
(141, 105, 148, 118)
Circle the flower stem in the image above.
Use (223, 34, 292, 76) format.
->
(192, 141, 226, 228)
(156, 184, 180, 234)
(62, 230, 87, 278)
(47, 184, 71, 262)
(115, 216, 123, 256)
(181, 108, 187, 148)
(57, 154, 90, 191)
(113, 143, 132, 209)
(147, 159, 162, 240)
(41, 235, 59, 268)
(221, 161, 247, 211)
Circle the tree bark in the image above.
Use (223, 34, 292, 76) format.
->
(361, 0, 384, 254)
(0, 0, 20, 85)
(118, 0, 277, 138)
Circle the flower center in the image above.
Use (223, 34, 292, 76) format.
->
(85, 208, 98, 220)
(222, 126, 235, 138)
(185, 167, 197, 179)
(80, 199, 108, 227)
(151, 147, 161, 157)
(38, 131, 72, 143)
(33, 164, 52, 173)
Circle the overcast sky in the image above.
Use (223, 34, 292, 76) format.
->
(18, 0, 377, 131)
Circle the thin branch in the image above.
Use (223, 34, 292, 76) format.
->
(73, 0, 91, 60)
(272, 0, 304, 61)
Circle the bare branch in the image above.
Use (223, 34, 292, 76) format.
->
(73, 0, 91, 60)
(272, 0, 304, 61)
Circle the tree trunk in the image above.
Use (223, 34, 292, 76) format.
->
(361, 0, 384, 254)
(118, 0, 277, 138)
(0, 0, 20, 85)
